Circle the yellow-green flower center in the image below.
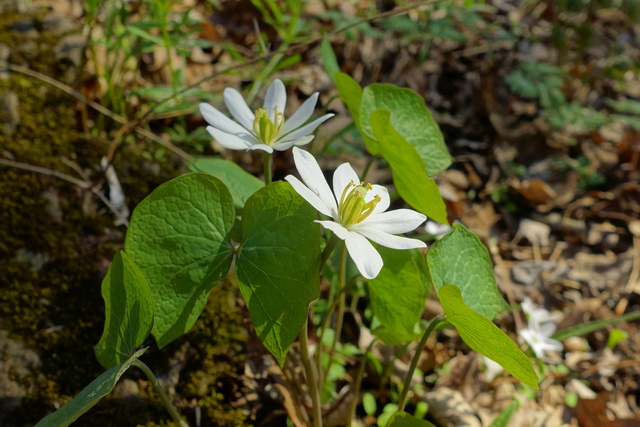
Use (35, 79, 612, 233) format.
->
(338, 180, 381, 225)
(253, 107, 284, 145)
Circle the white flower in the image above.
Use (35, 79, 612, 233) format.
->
(424, 220, 451, 236)
(199, 79, 334, 154)
(519, 297, 563, 358)
(285, 147, 427, 279)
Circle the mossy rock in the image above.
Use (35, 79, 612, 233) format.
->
(1, 8, 248, 427)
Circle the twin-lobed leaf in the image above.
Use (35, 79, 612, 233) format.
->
(235, 182, 321, 366)
(427, 224, 507, 320)
(360, 83, 452, 177)
(94, 251, 153, 368)
(125, 173, 235, 348)
(439, 285, 539, 389)
(368, 247, 430, 345)
(334, 73, 450, 224)
(370, 109, 449, 225)
(35, 349, 147, 427)
(189, 157, 263, 209)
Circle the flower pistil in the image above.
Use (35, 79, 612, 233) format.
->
(253, 107, 285, 145)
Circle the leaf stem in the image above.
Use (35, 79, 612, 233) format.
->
(360, 154, 379, 182)
(396, 315, 445, 412)
(133, 360, 189, 427)
(299, 316, 323, 427)
(263, 151, 272, 185)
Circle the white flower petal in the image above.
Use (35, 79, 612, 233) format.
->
(291, 147, 338, 216)
(536, 322, 557, 337)
(285, 175, 333, 217)
(521, 298, 535, 316)
(246, 143, 274, 153)
(425, 221, 451, 235)
(360, 209, 426, 234)
(369, 184, 390, 214)
(200, 103, 251, 135)
(272, 135, 314, 151)
(281, 92, 319, 135)
(264, 79, 287, 120)
(543, 337, 563, 352)
(345, 232, 383, 279)
(206, 126, 255, 150)
(316, 220, 348, 240)
(353, 226, 426, 250)
(292, 135, 315, 146)
(333, 162, 360, 199)
(279, 114, 334, 141)
(222, 88, 255, 130)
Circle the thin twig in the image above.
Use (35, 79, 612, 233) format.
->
(0, 158, 91, 189)
(0, 61, 194, 162)
(138, 0, 444, 120)
(0, 158, 129, 226)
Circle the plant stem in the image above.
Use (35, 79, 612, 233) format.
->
(322, 246, 348, 390)
(299, 317, 323, 427)
(360, 154, 379, 182)
(348, 340, 376, 423)
(263, 151, 272, 185)
(133, 360, 189, 427)
(320, 234, 341, 269)
(396, 315, 445, 413)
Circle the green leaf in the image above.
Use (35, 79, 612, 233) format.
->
(368, 247, 429, 345)
(321, 36, 340, 83)
(94, 251, 154, 368)
(235, 182, 321, 366)
(35, 349, 147, 427)
(488, 398, 520, 427)
(552, 309, 640, 341)
(335, 73, 380, 154)
(361, 84, 452, 176)
(369, 109, 448, 225)
(189, 157, 264, 209)
(440, 285, 539, 389)
(125, 173, 235, 348)
(386, 411, 437, 427)
(427, 224, 507, 319)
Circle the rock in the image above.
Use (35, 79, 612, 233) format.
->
(10, 18, 39, 38)
(43, 12, 79, 35)
(54, 34, 86, 83)
(0, 0, 29, 13)
(0, 91, 20, 136)
(424, 387, 482, 427)
(0, 330, 42, 424)
(0, 43, 10, 80)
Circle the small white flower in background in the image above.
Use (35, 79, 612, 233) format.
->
(285, 147, 427, 279)
(520, 297, 563, 358)
(199, 79, 334, 154)
(424, 220, 451, 237)
(482, 355, 504, 382)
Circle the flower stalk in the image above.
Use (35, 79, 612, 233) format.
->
(396, 315, 445, 413)
(299, 317, 323, 427)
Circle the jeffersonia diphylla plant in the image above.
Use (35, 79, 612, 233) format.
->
(36, 72, 542, 427)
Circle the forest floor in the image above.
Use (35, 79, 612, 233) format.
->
(1, 0, 640, 426)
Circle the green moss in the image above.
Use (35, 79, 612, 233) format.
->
(1, 8, 247, 427)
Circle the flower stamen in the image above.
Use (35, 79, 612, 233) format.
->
(253, 107, 285, 145)
(338, 181, 381, 226)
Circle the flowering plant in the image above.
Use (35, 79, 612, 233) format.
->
(199, 79, 333, 154)
(37, 74, 542, 427)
